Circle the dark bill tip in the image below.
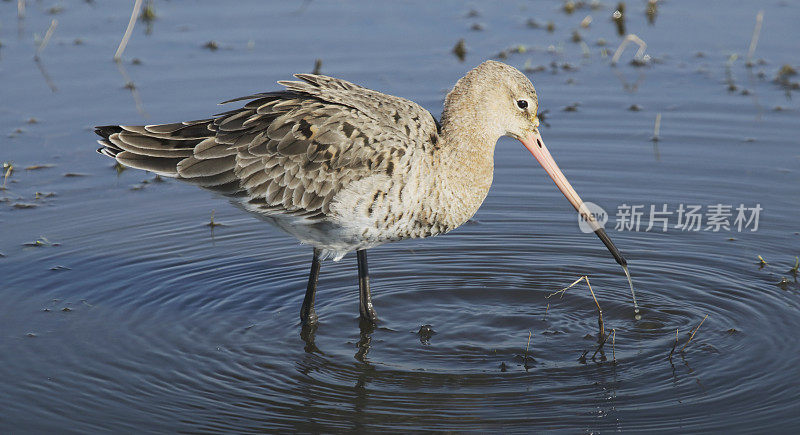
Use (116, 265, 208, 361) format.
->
(594, 228, 627, 267)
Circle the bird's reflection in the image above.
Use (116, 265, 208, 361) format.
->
(652, 140, 661, 161)
(35, 58, 58, 93)
(300, 322, 322, 354)
(613, 68, 646, 93)
(298, 317, 376, 361)
(115, 60, 148, 117)
(355, 319, 375, 363)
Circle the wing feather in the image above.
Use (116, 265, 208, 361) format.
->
(96, 72, 440, 220)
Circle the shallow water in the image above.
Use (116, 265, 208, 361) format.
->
(2, 0, 799, 431)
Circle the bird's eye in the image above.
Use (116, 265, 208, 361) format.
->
(516, 99, 528, 110)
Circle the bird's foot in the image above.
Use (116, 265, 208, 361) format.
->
(359, 306, 379, 324)
(300, 307, 318, 326)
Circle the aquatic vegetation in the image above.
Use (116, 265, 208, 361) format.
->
(24, 164, 55, 170)
(452, 39, 466, 61)
(789, 257, 799, 276)
(23, 236, 59, 247)
(547, 276, 605, 341)
(745, 11, 764, 67)
(611, 34, 648, 66)
(774, 64, 799, 92)
(2, 162, 13, 189)
(115, 0, 144, 61)
(207, 210, 223, 227)
(645, 0, 658, 25)
(612, 2, 625, 36)
(681, 314, 709, 353)
(668, 328, 679, 357)
(34, 19, 57, 60)
(523, 330, 533, 368)
(140, 0, 157, 22)
(651, 113, 662, 142)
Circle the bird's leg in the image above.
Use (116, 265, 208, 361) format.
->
(357, 249, 379, 323)
(300, 248, 321, 325)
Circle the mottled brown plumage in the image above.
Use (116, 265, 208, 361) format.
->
(97, 61, 540, 260)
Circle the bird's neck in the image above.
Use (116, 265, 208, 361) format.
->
(431, 107, 500, 229)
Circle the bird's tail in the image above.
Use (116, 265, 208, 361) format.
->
(95, 120, 242, 193)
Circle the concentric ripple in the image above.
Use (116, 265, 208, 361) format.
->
(2, 0, 799, 431)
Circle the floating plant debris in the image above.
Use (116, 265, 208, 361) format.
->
(758, 255, 768, 267)
(417, 324, 435, 344)
(23, 236, 59, 247)
(612, 2, 625, 36)
(645, 0, 658, 25)
(140, 0, 157, 22)
(452, 39, 466, 62)
(523, 330, 533, 368)
(25, 164, 55, 170)
(207, 210, 225, 228)
(681, 314, 709, 353)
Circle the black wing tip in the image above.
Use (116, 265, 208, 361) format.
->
(96, 145, 120, 158)
(94, 125, 122, 139)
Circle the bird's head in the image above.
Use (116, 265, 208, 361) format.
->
(456, 60, 628, 268)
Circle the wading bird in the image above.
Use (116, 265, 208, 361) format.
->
(96, 60, 628, 326)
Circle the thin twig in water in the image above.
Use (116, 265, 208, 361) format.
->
(208, 209, 223, 227)
(543, 303, 549, 321)
(591, 330, 612, 360)
(651, 113, 661, 142)
(585, 276, 605, 341)
(611, 329, 616, 363)
(789, 256, 799, 276)
(35, 19, 58, 59)
(35, 58, 58, 92)
(547, 276, 585, 299)
(681, 314, 709, 353)
(2, 162, 13, 189)
(115, 0, 144, 61)
(547, 276, 603, 340)
(746, 11, 764, 66)
(611, 34, 647, 66)
(725, 54, 739, 91)
(524, 330, 532, 365)
(115, 60, 147, 117)
(669, 327, 679, 357)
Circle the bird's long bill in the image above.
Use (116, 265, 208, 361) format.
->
(521, 131, 627, 267)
